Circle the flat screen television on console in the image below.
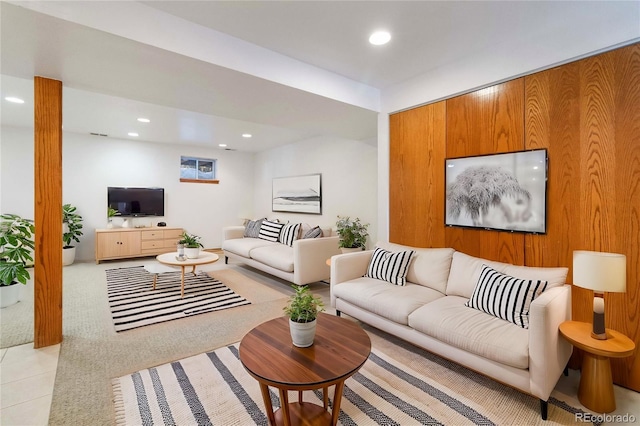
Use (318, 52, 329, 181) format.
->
(107, 187, 165, 217)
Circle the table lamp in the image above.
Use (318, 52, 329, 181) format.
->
(573, 250, 626, 340)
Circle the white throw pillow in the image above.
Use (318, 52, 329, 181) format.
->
(364, 247, 415, 286)
(465, 264, 548, 329)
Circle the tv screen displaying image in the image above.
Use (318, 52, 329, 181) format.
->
(107, 187, 164, 217)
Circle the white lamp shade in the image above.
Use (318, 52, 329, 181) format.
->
(573, 250, 626, 293)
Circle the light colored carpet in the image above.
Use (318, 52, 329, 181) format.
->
(0, 279, 34, 348)
(113, 340, 591, 425)
(47, 259, 295, 426)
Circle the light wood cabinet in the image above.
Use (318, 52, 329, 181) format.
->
(95, 227, 182, 263)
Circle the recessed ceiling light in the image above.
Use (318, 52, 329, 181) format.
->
(5, 96, 25, 104)
(219, 144, 227, 147)
(137, 118, 150, 123)
(128, 132, 139, 137)
(369, 31, 391, 46)
(242, 133, 252, 138)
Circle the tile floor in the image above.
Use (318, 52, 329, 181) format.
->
(1, 343, 60, 425)
(2, 340, 640, 425)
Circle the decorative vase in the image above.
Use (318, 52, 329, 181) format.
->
(107, 219, 113, 229)
(0, 282, 21, 308)
(184, 247, 200, 259)
(289, 318, 317, 347)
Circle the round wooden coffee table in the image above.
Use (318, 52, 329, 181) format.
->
(156, 252, 218, 298)
(239, 313, 371, 426)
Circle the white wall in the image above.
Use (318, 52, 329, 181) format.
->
(1, 126, 255, 261)
(253, 136, 378, 247)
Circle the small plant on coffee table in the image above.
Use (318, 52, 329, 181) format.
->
(178, 232, 203, 248)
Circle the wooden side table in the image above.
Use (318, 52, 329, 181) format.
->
(559, 320, 635, 413)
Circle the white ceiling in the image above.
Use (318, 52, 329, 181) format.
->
(1, 1, 637, 152)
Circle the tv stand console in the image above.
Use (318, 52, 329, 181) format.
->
(95, 227, 183, 263)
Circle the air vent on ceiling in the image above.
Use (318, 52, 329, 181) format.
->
(224, 148, 237, 151)
(89, 132, 108, 137)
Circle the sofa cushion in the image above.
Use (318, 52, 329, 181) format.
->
(332, 278, 444, 325)
(259, 220, 284, 242)
(243, 218, 265, 238)
(302, 225, 322, 239)
(466, 265, 548, 329)
(446, 252, 569, 298)
(279, 223, 301, 246)
(222, 237, 275, 258)
(250, 244, 294, 272)
(377, 242, 454, 293)
(365, 247, 415, 286)
(409, 296, 530, 369)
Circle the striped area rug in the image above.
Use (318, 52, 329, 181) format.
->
(112, 342, 595, 425)
(106, 267, 251, 332)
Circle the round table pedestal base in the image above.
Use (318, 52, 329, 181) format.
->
(578, 352, 615, 413)
(274, 402, 331, 426)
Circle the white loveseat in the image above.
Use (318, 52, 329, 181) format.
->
(330, 241, 572, 419)
(222, 225, 340, 285)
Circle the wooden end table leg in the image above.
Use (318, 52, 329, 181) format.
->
(192, 265, 197, 275)
(298, 391, 303, 404)
(152, 273, 157, 290)
(180, 266, 186, 298)
(258, 383, 276, 426)
(579, 352, 616, 413)
(331, 381, 345, 426)
(323, 386, 329, 409)
(278, 389, 291, 426)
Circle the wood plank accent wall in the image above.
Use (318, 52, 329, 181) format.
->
(525, 44, 640, 389)
(445, 79, 525, 265)
(389, 102, 446, 247)
(389, 43, 640, 391)
(34, 77, 63, 348)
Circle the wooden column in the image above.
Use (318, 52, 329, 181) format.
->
(34, 77, 63, 348)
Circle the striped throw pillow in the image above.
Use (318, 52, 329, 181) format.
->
(302, 226, 322, 239)
(465, 265, 548, 329)
(278, 223, 301, 247)
(364, 247, 415, 286)
(258, 220, 284, 242)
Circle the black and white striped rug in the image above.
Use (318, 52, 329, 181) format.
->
(106, 267, 251, 332)
(112, 342, 595, 425)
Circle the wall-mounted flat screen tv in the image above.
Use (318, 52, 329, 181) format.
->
(107, 187, 165, 217)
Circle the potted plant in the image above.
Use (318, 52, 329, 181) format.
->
(62, 204, 83, 266)
(283, 284, 325, 347)
(107, 207, 120, 228)
(336, 216, 369, 252)
(179, 231, 203, 259)
(0, 214, 35, 308)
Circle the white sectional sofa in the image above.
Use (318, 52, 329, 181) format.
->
(330, 241, 572, 420)
(222, 225, 340, 285)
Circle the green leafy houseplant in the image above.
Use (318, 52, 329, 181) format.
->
(0, 214, 35, 285)
(107, 207, 120, 218)
(62, 204, 84, 248)
(283, 285, 325, 323)
(336, 216, 369, 249)
(179, 232, 203, 248)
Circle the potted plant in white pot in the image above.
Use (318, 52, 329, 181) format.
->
(0, 214, 35, 308)
(179, 232, 203, 259)
(107, 206, 120, 228)
(336, 216, 369, 253)
(62, 204, 83, 266)
(283, 284, 325, 347)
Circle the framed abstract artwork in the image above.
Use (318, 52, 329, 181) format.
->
(445, 149, 547, 234)
(272, 174, 322, 215)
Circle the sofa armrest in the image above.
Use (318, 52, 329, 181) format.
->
(223, 226, 245, 241)
(528, 284, 573, 400)
(329, 250, 373, 307)
(292, 236, 341, 285)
